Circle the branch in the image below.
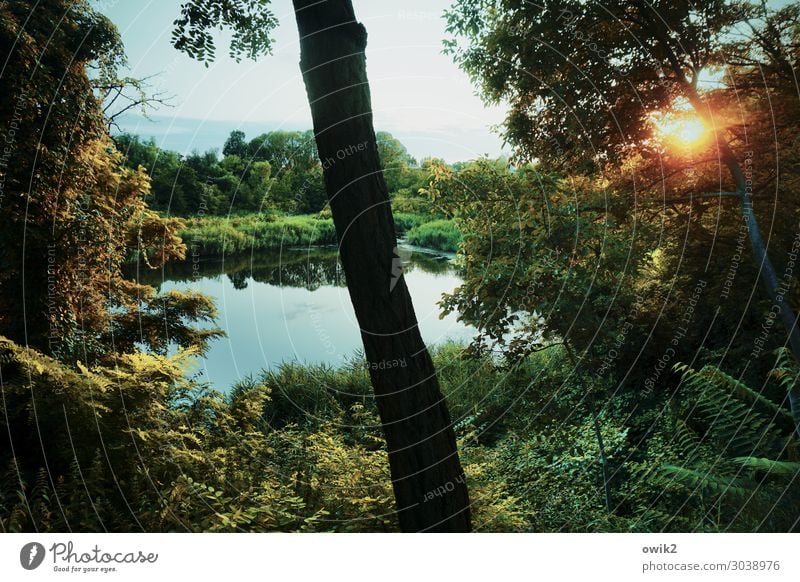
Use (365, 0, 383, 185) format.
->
(93, 73, 175, 132)
(632, 157, 727, 194)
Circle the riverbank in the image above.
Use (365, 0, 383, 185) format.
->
(177, 212, 461, 255)
(404, 218, 462, 252)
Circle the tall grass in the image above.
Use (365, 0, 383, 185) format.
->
(180, 212, 451, 255)
(393, 212, 431, 234)
(180, 214, 338, 255)
(240, 341, 540, 431)
(404, 219, 462, 252)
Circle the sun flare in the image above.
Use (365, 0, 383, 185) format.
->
(650, 107, 709, 149)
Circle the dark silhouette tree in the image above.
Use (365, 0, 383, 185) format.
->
(172, 0, 471, 531)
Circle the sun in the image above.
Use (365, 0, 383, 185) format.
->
(649, 103, 710, 150)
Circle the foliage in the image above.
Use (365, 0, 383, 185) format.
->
(172, 0, 278, 64)
(428, 158, 654, 366)
(444, 0, 751, 168)
(179, 213, 338, 255)
(4, 0, 800, 535)
(404, 219, 462, 253)
(0, 336, 321, 532)
(443, 0, 800, 387)
(0, 1, 213, 361)
(623, 363, 799, 531)
(392, 212, 432, 234)
(116, 129, 435, 217)
(115, 134, 274, 215)
(175, 211, 454, 256)
(376, 131, 418, 194)
(1, 333, 797, 532)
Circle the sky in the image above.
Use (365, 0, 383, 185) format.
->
(100, 0, 508, 162)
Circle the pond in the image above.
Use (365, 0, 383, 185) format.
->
(135, 246, 474, 391)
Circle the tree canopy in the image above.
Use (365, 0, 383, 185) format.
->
(0, 0, 219, 361)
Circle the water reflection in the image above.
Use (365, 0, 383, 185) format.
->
(136, 246, 455, 291)
(132, 247, 471, 391)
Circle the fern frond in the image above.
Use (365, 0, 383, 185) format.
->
(731, 456, 800, 477)
(704, 366, 792, 420)
(676, 363, 782, 457)
(658, 464, 754, 498)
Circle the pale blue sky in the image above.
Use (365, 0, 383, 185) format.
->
(100, 0, 507, 161)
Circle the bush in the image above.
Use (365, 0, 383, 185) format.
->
(3, 333, 796, 533)
(0, 337, 322, 532)
(405, 219, 462, 252)
(391, 189, 435, 214)
(393, 212, 430, 234)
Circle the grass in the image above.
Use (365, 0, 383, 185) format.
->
(180, 214, 338, 255)
(241, 341, 549, 431)
(404, 219, 462, 252)
(179, 211, 460, 255)
(393, 212, 431, 234)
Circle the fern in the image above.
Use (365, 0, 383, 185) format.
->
(675, 363, 782, 457)
(658, 464, 754, 499)
(771, 347, 800, 412)
(638, 363, 800, 530)
(676, 363, 788, 418)
(731, 457, 800, 476)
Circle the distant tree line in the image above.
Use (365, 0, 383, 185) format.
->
(114, 129, 432, 216)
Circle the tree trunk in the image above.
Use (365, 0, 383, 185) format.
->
(291, 0, 471, 532)
(588, 394, 612, 513)
(649, 14, 800, 436)
(719, 141, 800, 437)
(684, 88, 800, 437)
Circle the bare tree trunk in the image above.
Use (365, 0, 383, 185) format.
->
(291, 0, 471, 532)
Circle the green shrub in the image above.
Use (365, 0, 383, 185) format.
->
(3, 332, 797, 533)
(405, 219, 462, 252)
(391, 189, 435, 215)
(180, 211, 455, 255)
(393, 212, 430, 234)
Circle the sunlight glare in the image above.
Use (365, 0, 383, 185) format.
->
(650, 106, 709, 150)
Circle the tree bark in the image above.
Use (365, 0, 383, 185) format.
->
(291, 0, 471, 532)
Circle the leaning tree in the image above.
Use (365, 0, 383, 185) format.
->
(171, 0, 471, 532)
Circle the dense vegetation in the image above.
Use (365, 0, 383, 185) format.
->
(405, 220, 463, 253)
(3, 337, 797, 532)
(179, 213, 338, 255)
(177, 211, 461, 255)
(115, 129, 434, 217)
(115, 131, 463, 253)
(1, 0, 799, 533)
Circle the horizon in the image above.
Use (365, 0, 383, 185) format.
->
(101, 0, 508, 163)
(113, 113, 508, 164)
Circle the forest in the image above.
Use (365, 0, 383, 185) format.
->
(1, 0, 799, 534)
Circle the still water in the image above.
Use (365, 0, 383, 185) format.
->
(136, 246, 473, 391)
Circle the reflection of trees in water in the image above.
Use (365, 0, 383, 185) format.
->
(403, 251, 453, 275)
(129, 247, 454, 291)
